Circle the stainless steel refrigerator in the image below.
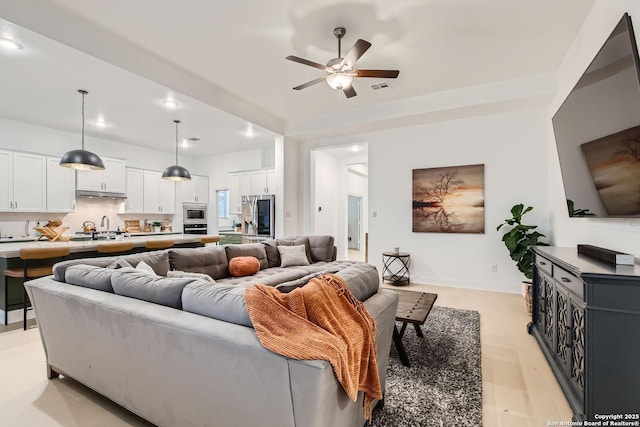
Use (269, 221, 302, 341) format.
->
(241, 195, 275, 241)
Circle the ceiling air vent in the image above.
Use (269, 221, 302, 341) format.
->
(371, 82, 392, 91)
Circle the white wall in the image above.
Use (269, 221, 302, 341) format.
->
(547, 0, 640, 256)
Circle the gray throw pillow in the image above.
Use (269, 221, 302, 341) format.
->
(261, 239, 280, 267)
(308, 235, 336, 262)
(111, 268, 197, 309)
(65, 265, 115, 293)
(278, 245, 311, 267)
(276, 236, 313, 264)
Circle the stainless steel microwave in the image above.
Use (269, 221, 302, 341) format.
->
(183, 204, 207, 224)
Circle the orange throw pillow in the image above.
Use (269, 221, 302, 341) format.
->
(228, 256, 260, 277)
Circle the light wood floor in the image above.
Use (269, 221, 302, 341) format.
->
(0, 283, 572, 427)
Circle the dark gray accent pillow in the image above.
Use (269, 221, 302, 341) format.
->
(276, 237, 313, 264)
(261, 239, 280, 267)
(169, 246, 229, 280)
(224, 244, 268, 270)
(65, 265, 115, 293)
(308, 235, 336, 262)
(120, 251, 171, 276)
(182, 282, 252, 328)
(111, 268, 197, 309)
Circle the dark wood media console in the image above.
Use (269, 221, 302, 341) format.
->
(530, 247, 640, 421)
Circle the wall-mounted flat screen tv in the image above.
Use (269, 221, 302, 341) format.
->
(552, 13, 640, 217)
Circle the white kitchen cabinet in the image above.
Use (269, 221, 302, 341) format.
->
(143, 170, 175, 213)
(46, 157, 76, 212)
(267, 169, 277, 194)
(228, 173, 242, 214)
(251, 171, 268, 195)
(0, 150, 46, 212)
(181, 175, 209, 204)
(125, 168, 144, 213)
(77, 157, 126, 193)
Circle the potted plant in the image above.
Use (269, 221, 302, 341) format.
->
(152, 221, 162, 233)
(497, 204, 549, 313)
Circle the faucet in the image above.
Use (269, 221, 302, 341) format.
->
(100, 215, 110, 233)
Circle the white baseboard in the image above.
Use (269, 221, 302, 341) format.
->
(0, 308, 35, 325)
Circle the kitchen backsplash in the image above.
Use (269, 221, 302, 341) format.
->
(0, 198, 173, 238)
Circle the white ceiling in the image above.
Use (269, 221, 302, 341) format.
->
(0, 0, 596, 157)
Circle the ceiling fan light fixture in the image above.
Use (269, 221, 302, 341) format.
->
(326, 73, 353, 91)
(60, 90, 105, 171)
(162, 120, 191, 181)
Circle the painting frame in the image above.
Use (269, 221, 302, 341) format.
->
(412, 163, 485, 234)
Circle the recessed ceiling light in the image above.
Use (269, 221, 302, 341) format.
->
(163, 99, 178, 109)
(351, 145, 361, 152)
(244, 123, 255, 137)
(0, 38, 23, 50)
(93, 117, 109, 128)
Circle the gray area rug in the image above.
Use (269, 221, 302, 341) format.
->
(371, 306, 482, 427)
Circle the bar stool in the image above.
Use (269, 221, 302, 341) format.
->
(97, 241, 134, 256)
(144, 240, 174, 250)
(199, 235, 220, 246)
(3, 246, 71, 330)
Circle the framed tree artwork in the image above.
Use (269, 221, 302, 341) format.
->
(412, 164, 485, 233)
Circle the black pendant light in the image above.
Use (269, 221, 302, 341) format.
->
(60, 90, 105, 170)
(162, 120, 191, 181)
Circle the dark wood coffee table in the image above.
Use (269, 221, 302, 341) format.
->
(392, 290, 438, 367)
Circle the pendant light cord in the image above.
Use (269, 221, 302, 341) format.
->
(175, 121, 179, 164)
(81, 91, 86, 150)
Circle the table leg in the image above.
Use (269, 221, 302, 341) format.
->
(393, 324, 411, 367)
(413, 323, 424, 338)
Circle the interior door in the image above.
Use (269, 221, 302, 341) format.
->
(348, 195, 362, 250)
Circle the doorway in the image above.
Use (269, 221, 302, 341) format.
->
(348, 195, 362, 251)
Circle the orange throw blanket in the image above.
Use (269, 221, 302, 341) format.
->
(244, 274, 382, 421)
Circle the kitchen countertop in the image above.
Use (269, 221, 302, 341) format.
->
(0, 234, 201, 258)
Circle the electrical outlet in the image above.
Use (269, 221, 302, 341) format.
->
(491, 264, 498, 272)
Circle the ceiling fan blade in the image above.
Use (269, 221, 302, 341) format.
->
(354, 69, 400, 78)
(340, 39, 371, 67)
(293, 76, 327, 90)
(286, 55, 328, 70)
(343, 85, 357, 98)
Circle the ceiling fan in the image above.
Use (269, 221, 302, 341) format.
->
(286, 27, 399, 98)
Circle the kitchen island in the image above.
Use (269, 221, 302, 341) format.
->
(1, 234, 201, 325)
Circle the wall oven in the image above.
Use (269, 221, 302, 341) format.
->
(184, 204, 207, 224)
(183, 223, 208, 235)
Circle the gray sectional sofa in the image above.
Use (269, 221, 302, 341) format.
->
(25, 236, 399, 427)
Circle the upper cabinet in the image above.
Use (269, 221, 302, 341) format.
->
(77, 157, 126, 193)
(181, 175, 209, 204)
(142, 170, 175, 214)
(125, 168, 144, 213)
(46, 157, 76, 212)
(0, 150, 46, 212)
(228, 169, 276, 215)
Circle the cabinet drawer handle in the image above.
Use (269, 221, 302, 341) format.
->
(540, 261, 547, 266)
(561, 277, 571, 283)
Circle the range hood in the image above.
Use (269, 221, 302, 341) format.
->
(76, 190, 127, 199)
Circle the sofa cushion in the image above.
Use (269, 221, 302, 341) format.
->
(335, 263, 380, 301)
(261, 239, 280, 267)
(111, 268, 198, 309)
(169, 246, 229, 280)
(276, 237, 313, 263)
(53, 257, 115, 282)
(120, 251, 171, 276)
(225, 244, 268, 270)
(278, 245, 311, 268)
(182, 282, 252, 327)
(308, 235, 336, 262)
(65, 265, 115, 293)
(167, 270, 216, 283)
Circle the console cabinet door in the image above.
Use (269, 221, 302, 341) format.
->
(555, 284, 571, 374)
(569, 298, 585, 401)
(542, 274, 555, 351)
